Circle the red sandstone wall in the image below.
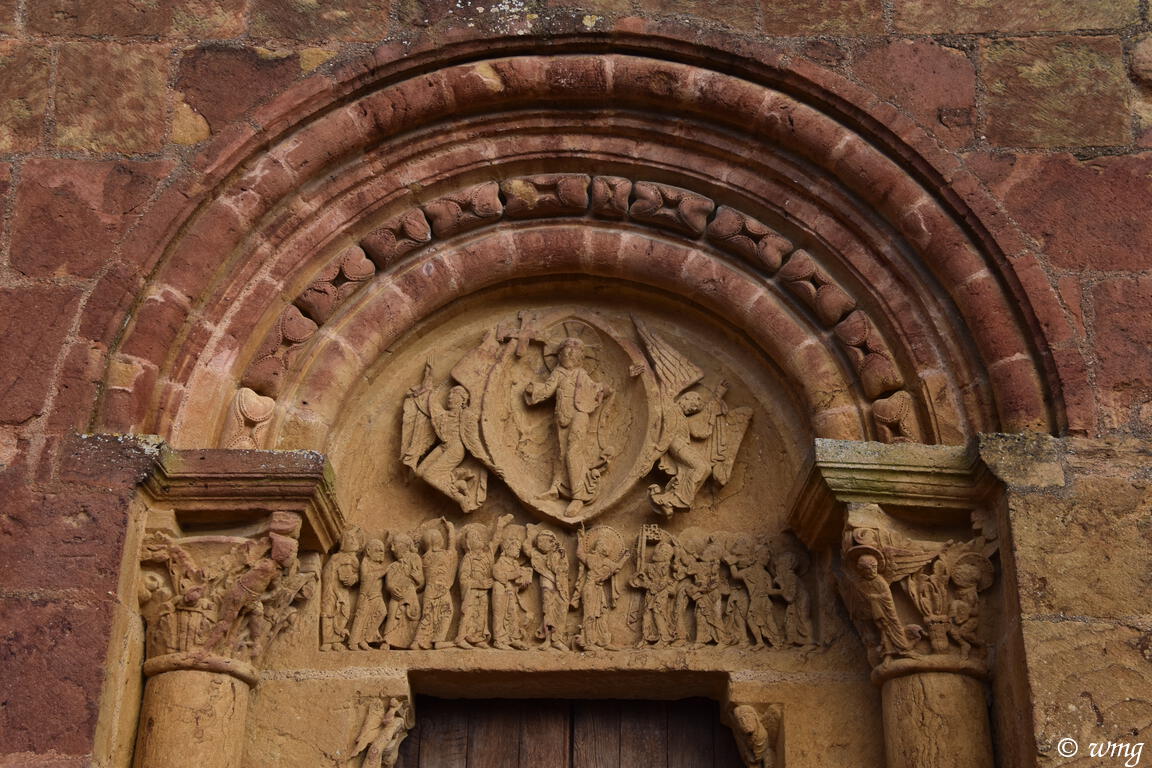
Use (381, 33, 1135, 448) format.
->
(1, 1, 1149, 765)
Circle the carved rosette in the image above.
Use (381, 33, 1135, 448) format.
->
(835, 503, 997, 683)
(138, 511, 318, 677)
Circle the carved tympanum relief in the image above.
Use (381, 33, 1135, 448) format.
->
(836, 503, 997, 678)
(401, 312, 751, 524)
(319, 519, 817, 653)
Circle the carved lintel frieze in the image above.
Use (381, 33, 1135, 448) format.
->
(321, 518, 819, 654)
(836, 503, 997, 683)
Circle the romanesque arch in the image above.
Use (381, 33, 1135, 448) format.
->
(105, 35, 1065, 768)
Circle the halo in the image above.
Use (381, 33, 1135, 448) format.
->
(948, 552, 994, 590)
(843, 544, 887, 575)
(542, 320, 602, 365)
(585, 525, 625, 559)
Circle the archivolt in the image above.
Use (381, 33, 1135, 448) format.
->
(96, 42, 1066, 451)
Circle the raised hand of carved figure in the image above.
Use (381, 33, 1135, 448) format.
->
(413, 519, 458, 650)
(523, 327, 614, 519)
(634, 318, 752, 517)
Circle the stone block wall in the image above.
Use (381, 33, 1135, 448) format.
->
(0, 2, 1149, 766)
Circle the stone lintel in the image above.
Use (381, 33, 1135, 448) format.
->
(789, 438, 999, 548)
(140, 443, 345, 552)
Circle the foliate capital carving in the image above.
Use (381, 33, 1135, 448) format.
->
(836, 503, 997, 683)
(138, 511, 318, 670)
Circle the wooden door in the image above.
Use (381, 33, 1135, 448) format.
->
(398, 697, 744, 768)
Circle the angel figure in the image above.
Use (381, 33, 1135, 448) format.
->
(523, 332, 614, 517)
(842, 546, 922, 661)
(634, 318, 752, 517)
(351, 697, 411, 768)
(401, 365, 488, 513)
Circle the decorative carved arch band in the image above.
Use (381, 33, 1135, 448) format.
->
(97, 48, 1065, 450)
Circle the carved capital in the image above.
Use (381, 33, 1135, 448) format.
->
(724, 702, 782, 768)
(836, 503, 997, 683)
(138, 511, 320, 670)
(351, 695, 414, 768)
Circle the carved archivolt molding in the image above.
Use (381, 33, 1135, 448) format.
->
(100, 49, 1065, 451)
(226, 175, 918, 452)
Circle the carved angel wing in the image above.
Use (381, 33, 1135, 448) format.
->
(459, 406, 491, 466)
(351, 699, 386, 756)
(401, 365, 437, 470)
(633, 317, 704, 397)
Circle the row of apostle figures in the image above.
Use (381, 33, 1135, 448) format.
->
(320, 516, 816, 652)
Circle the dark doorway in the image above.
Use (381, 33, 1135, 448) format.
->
(397, 697, 744, 768)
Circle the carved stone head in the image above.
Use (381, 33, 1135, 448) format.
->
(677, 390, 704, 415)
(557, 337, 586, 368)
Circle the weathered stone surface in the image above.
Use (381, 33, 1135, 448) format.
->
(27, 0, 246, 36)
(249, 0, 391, 41)
(177, 46, 300, 131)
(981, 36, 1132, 147)
(646, 0, 758, 28)
(762, 0, 883, 35)
(851, 40, 976, 148)
(1091, 276, 1152, 425)
(0, 286, 82, 425)
(0, 597, 114, 755)
(0, 43, 51, 152)
(966, 152, 1152, 271)
(55, 43, 169, 153)
(894, 0, 1139, 34)
(10, 158, 173, 279)
(1132, 35, 1152, 86)
(1023, 619, 1152, 767)
(0, 0, 15, 34)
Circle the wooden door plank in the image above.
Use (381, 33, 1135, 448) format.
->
(521, 700, 571, 768)
(619, 700, 667, 767)
(467, 699, 521, 768)
(666, 699, 713, 768)
(711, 706, 744, 768)
(573, 700, 620, 768)
(418, 697, 470, 768)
